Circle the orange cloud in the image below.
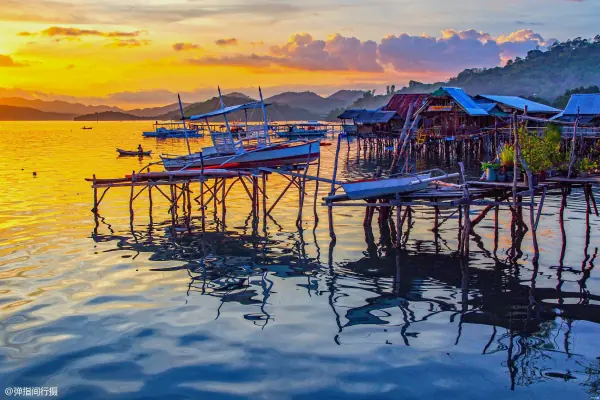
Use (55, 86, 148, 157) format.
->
(188, 29, 552, 74)
(215, 38, 238, 47)
(106, 39, 151, 48)
(0, 55, 27, 67)
(172, 42, 201, 51)
(19, 26, 144, 38)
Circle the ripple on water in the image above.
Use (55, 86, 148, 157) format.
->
(0, 122, 598, 398)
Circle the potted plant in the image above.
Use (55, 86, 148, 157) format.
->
(481, 161, 501, 181)
(579, 157, 598, 178)
(519, 127, 554, 186)
(499, 144, 514, 182)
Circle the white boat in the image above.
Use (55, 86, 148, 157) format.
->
(342, 173, 432, 199)
(277, 121, 328, 138)
(160, 88, 320, 171)
(143, 121, 203, 138)
(161, 140, 320, 170)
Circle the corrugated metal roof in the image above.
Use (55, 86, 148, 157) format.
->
(382, 94, 429, 119)
(337, 109, 366, 119)
(476, 102, 497, 112)
(355, 110, 399, 124)
(562, 94, 600, 116)
(477, 95, 561, 114)
(437, 87, 489, 116)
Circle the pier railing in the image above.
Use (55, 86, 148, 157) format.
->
(561, 126, 600, 138)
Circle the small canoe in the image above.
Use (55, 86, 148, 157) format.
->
(82, 126, 93, 130)
(342, 173, 432, 200)
(117, 148, 152, 156)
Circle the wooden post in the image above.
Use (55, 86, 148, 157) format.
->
(512, 114, 519, 207)
(187, 183, 193, 231)
(261, 173, 267, 231)
(298, 143, 312, 225)
(222, 176, 227, 228)
(313, 151, 321, 224)
(395, 205, 402, 247)
(92, 174, 98, 213)
(567, 114, 580, 178)
(330, 134, 342, 196)
(200, 180, 206, 232)
(129, 170, 135, 220)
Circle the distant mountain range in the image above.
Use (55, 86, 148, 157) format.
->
(0, 97, 120, 115)
(265, 90, 364, 117)
(3, 36, 600, 122)
(0, 105, 75, 121)
(159, 93, 319, 122)
(326, 36, 600, 120)
(0, 90, 363, 121)
(74, 111, 151, 121)
(397, 37, 600, 101)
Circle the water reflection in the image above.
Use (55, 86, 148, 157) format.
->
(1, 122, 598, 398)
(90, 206, 599, 395)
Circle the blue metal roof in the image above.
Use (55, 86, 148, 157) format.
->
(440, 87, 488, 116)
(189, 101, 269, 120)
(354, 110, 399, 124)
(562, 94, 600, 116)
(337, 109, 366, 119)
(477, 95, 561, 114)
(476, 102, 497, 112)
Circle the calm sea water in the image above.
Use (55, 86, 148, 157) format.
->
(0, 121, 598, 399)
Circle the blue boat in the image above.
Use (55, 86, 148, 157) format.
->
(143, 121, 203, 138)
(276, 121, 329, 138)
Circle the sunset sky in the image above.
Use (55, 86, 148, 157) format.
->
(0, 0, 597, 108)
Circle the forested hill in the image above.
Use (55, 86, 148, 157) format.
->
(399, 35, 600, 102)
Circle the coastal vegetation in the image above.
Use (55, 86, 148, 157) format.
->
(399, 35, 600, 101)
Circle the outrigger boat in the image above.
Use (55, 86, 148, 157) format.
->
(160, 88, 320, 171)
(341, 169, 460, 200)
(276, 121, 328, 138)
(143, 121, 203, 138)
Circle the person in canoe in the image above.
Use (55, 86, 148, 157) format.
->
(137, 144, 144, 154)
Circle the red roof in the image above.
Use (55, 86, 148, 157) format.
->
(382, 94, 429, 119)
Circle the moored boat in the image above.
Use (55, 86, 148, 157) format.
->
(340, 170, 460, 200)
(276, 121, 328, 138)
(161, 140, 320, 170)
(342, 173, 432, 199)
(143, 121, 203, 138)
(160, 87, 320, 171)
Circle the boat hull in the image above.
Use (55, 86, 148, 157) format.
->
(277, 129, 328, 138)
(161, 141, 320, 170)
(143, 131, 203, 138)
(342, 173, 431, 199)
(117, 148, 152, 156)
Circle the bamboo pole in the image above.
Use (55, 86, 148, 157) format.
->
(330, 133, 342, 196)
(512, 114, 519, 207)
(129, 170, 135, 220)
(200, 180, 205, 232)
(567, 114, 580, 178)
(313, 151, 321, 224)
(298, 143, 312, 225)
(92, 174, 98, 213)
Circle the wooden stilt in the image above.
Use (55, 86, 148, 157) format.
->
(92, 174, 98, 213)
(200, 180, 206, 232)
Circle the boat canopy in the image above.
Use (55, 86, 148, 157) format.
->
(189, 101, 271, 121)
